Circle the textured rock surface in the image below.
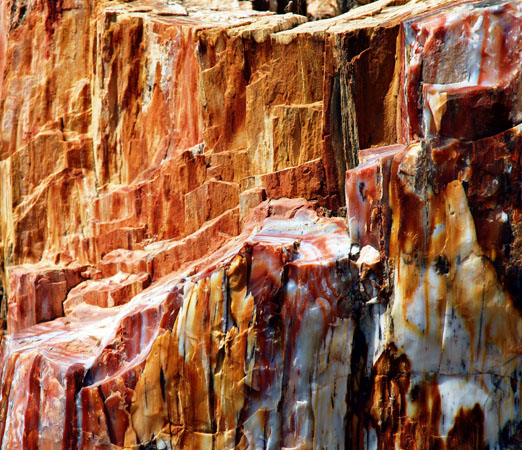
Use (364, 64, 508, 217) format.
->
(0, 0, 521, 448)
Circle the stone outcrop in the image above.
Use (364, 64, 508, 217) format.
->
(0, 0, 521, 448)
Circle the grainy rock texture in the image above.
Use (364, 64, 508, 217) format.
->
(0, 0, 521, 448)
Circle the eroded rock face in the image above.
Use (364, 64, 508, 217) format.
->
(0, 0, 521, 448)
(345, 1, 522, 447)
(399, 1, 522, 144)
(0, 204, 363, 448)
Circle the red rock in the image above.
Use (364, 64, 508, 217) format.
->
(0, 0, 462, 274)
(261, 158, 328, 202)
(93, 8, 205, 186)
(342, 3, 522, 448)
(0, 203, 358, 449)
(7, 264, 86, 333)
(399, 1, 522, 143)
(345, 144, 404, 248)
(184, 179, 240, 234)
(239, 187, 266, 223)
(63, 271, 151, 314)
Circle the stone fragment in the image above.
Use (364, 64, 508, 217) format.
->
(7, 264, 86, 333)
(260, 158, 327, 201)
(345, 144, 404, 248)
(63, 271, 151, 314)
(239, 187, 266, 222)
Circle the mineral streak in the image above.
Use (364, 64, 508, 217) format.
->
(0, 0, 521, 449)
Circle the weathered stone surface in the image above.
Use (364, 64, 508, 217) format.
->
(0, 202, 360, 449)
(0, 0, 521, 448)
(63, 271, 151, 313)
(346, 132, 522, 447)
(343, 2, 522, 447)
(7, 264, 86, 334)
(399, 1, 522, 144)
(0, 0, 461, 276)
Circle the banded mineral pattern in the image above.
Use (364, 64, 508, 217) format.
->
(0, 0, 521, 448)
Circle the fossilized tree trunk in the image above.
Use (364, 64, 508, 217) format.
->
(0, 0, 520, 448)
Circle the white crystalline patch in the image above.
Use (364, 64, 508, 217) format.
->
(155, 438, 173, 450)
(244, 409, 283, 450)
(391, 264, 445, 374)
(252, 215, 351, 265)
(347, 215, 360, 242)
(281, 302, 326, 448)
(312, 316, 354, 449)
(466, 14, 485, 85)
(436, 375, 516, 447)
(357, 245, 380, 267)
(293, 305, 326, 389)
(243, 411, 266, 450)
(426, 89, 447, 133)
(176, 283, 193, 360)
(164, 2, 188, 15)
(363, 302, 388, 370)
(432, 222, 445, 240)
(365, 427, 378, 450)
(439, 301, 473, 375)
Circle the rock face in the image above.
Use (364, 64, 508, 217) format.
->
(0, 0, 521, 448)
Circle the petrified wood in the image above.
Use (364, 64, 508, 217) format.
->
(0, 0, 521, 448)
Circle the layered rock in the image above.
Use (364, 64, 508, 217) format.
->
(0, 202, 365, 449)
(344, 2, 522, 447)
(0, 0, 521, 448)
